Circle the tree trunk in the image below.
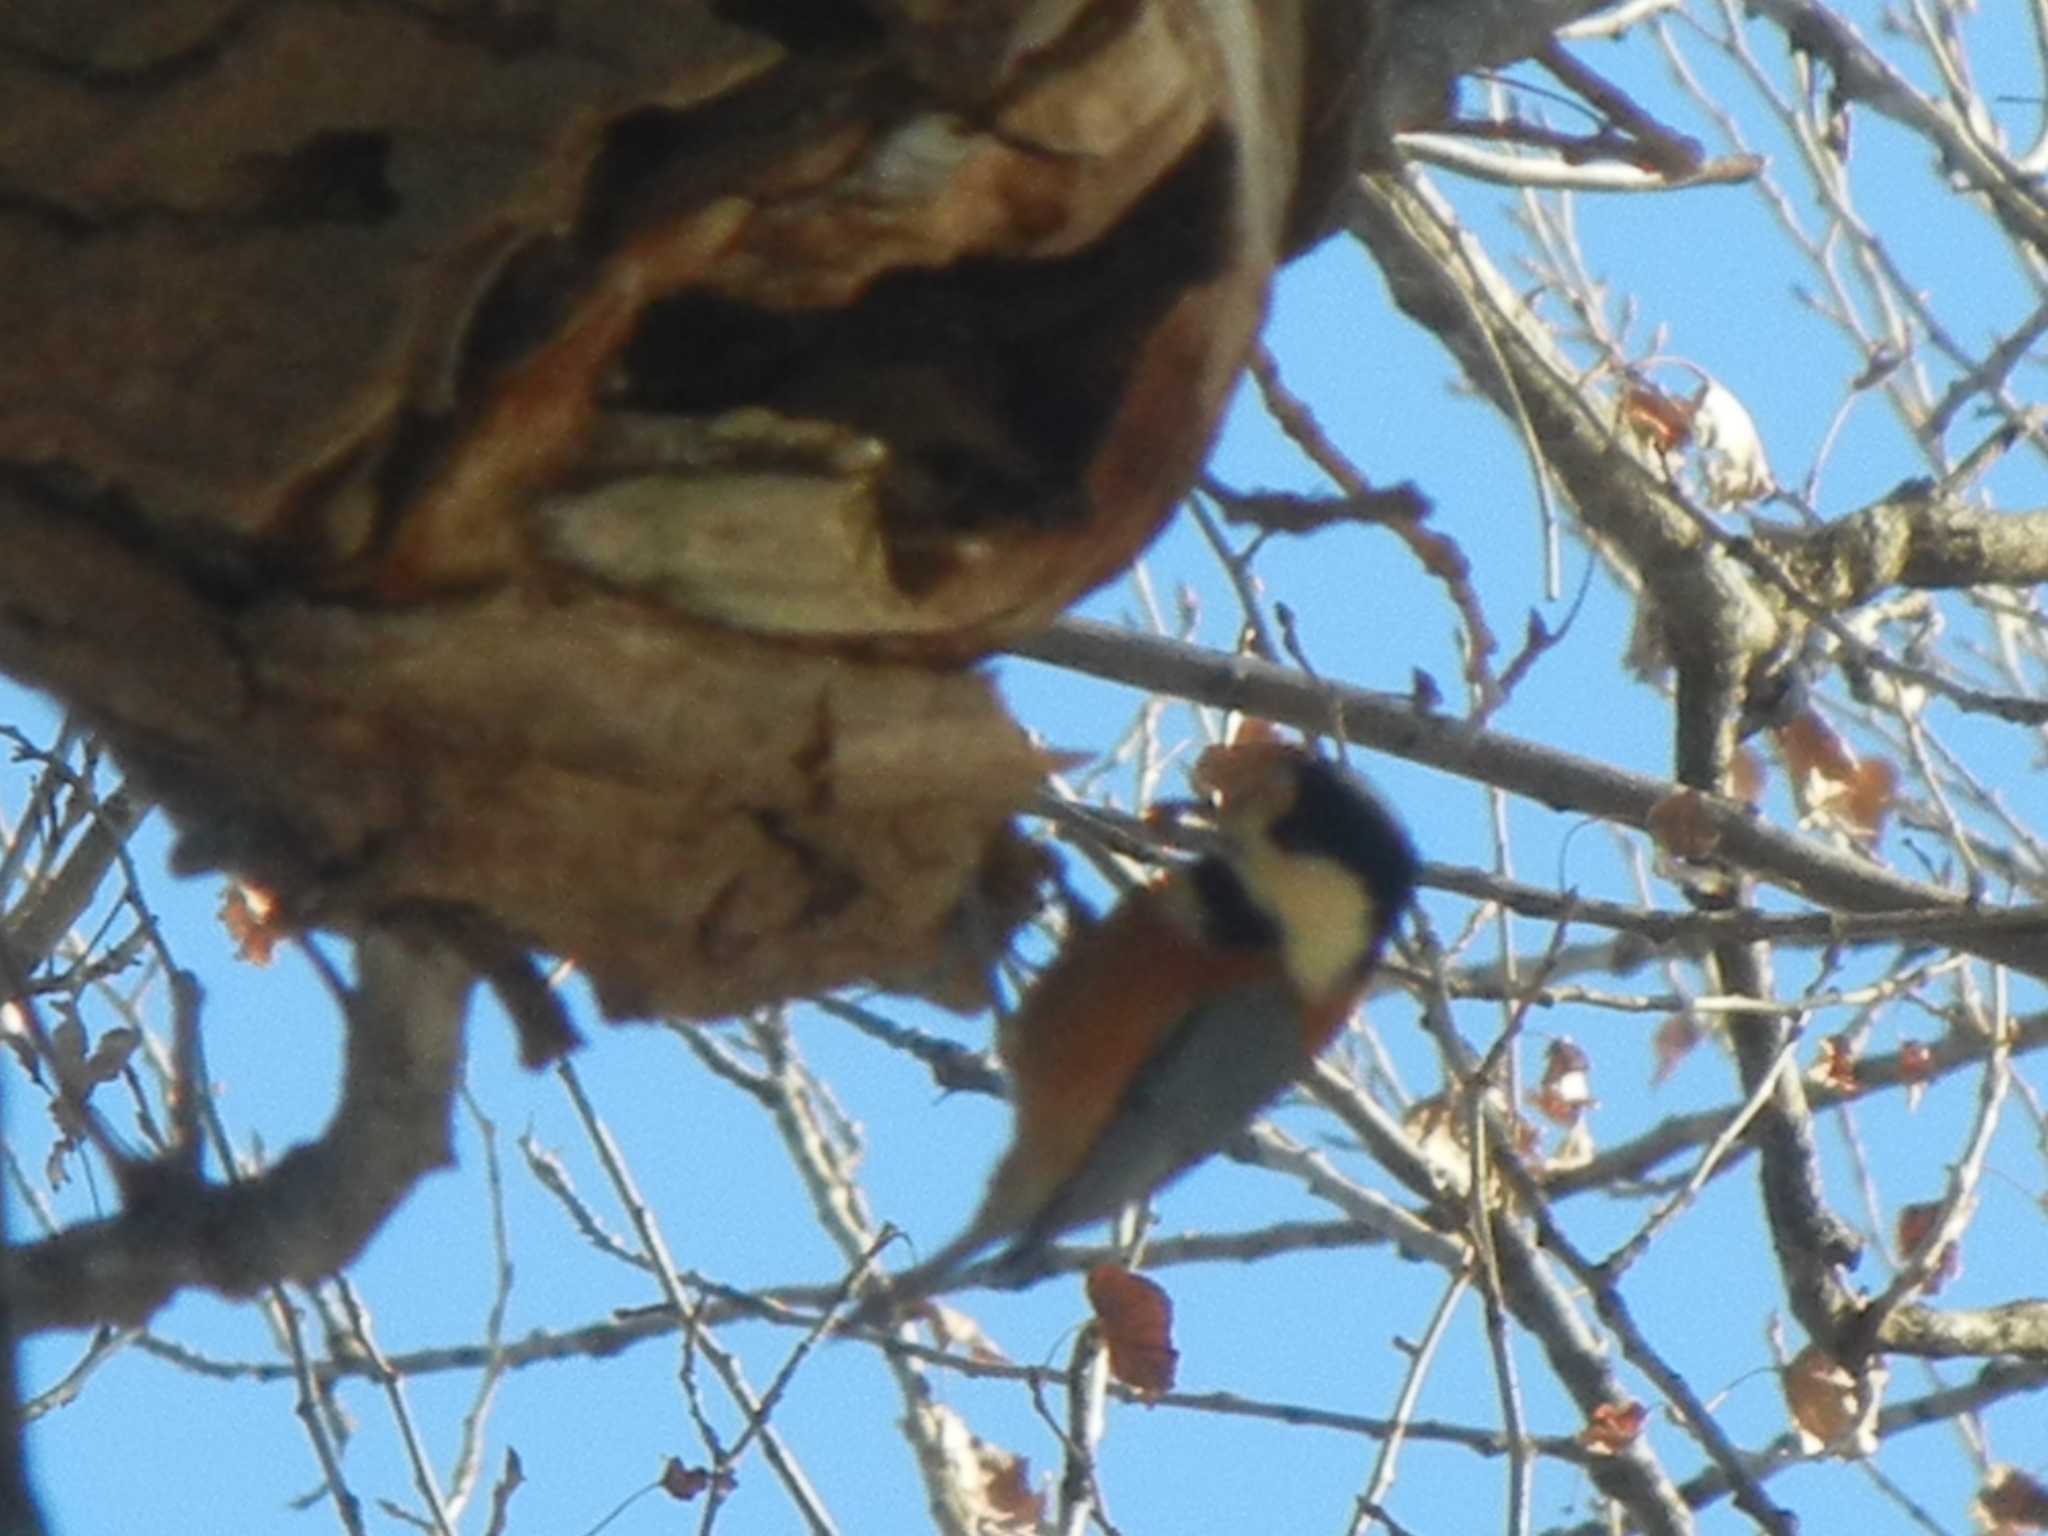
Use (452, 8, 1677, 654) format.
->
(0, 0, 1372, 1024)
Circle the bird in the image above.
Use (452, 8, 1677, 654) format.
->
(848, 738, 1417, 1327)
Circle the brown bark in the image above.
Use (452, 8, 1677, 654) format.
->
(0, 0, 1372, 1024)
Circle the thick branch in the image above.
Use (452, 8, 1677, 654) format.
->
(1552, 1008, 2048, 1194)
(1744, 0, 2048, 258)
(1721, 966, 1862, 1347)
(1342, 171, 1782, 791)
(1012, 620, 2048, 979)
(1875, 1299, 2048, 1360)
(1363, 0, 1628, 142)
(1757, 493, 2048, 610)
(1548, 1358, 2048, 1533)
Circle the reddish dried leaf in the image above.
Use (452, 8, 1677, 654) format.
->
(981, 1451, 1045, 1532)
(1646, 789, 1721, 861)
(1772, 709, 1899, 843)
(1840, 757, 1898, 839)
(220, 881, 287, 966)
(660, 1461, 707, 1502)
(1086, 1265, 1179, 1396)
(1775, 710, 1859, 785)
(1895, 1200, 1964, 1294)
(658, 1458, 734, 1503)
(1532, 1037, 1594, 1125)
(1900, 1039, 1933, 1111)
(1580, 1399, 1648, 1455)
(1895, 1199, 1939, 1254)
(1620, 382, 1695, 453)
(1529, 1085, 1576, 1127)
(1651, 1014, 1702, 1086)
(1811, 1034, 1859, 1093)
(1979, 1466, 2048, 1533)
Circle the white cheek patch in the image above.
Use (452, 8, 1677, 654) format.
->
(1236, 846, 1376, 1002)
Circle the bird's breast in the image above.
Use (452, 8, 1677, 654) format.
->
(996, 884, 1280, 1207)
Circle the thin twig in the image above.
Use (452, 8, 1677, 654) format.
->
(1349, 1273, 1472, 1535)
(275, 1288, 366, 1536)
(334, 1277, 455, 1536)
(556, 1058, 838, 1536)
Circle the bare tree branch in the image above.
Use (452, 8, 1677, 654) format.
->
(4, 928, 471, 1332)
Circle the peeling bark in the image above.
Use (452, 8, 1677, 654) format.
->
(0, 0, 1374, 1022)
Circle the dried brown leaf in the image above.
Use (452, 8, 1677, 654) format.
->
(1895, 1199, 1964, 1294)
(1620, 382, 1695, 453)
(220, 881, 288, 966)
(1978, 1465, 2048, 1533)
(1775, 711, 1897, 842)
(658, 1457, 735, 1503)
(1531, 1037, 1594, 1126)
(1777, 710, 1859, 785)
(1900, 1039, 1934, 1112)
(1086, 1264, 1179, 1397)
(1840, 757, 1899, 840)
(1580, 1399, 1648, 1455)
(981, 1451, 1045, 1532)
(1781, 1342, 1884, 1457)
(1811, 1034, 1859, 1093)
(1646, 788, 1721, 861)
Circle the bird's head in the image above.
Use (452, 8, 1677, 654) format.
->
(1189, 741, 1416, 1004)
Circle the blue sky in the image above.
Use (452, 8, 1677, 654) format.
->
(13, 4, 2048, 1532)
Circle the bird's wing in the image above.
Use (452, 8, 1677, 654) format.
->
(1000, 973, 1309, 1263)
